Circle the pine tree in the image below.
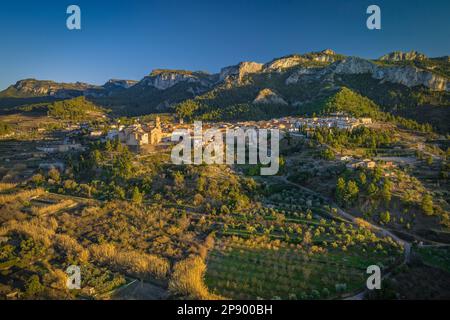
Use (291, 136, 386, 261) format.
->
(382, 179, 392, 204)
(380, 211, 391, 224)
(131, 186, 143, 204)
(421, 194, 434, 215)
(336, 177, 346, 205)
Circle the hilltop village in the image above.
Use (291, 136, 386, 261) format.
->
(0, 112, 436, 178)
(0, 113, 376, 164)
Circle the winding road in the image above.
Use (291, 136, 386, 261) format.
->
(268, 175, 413, 300)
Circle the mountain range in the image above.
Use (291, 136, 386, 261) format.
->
(1, 50, 449, 131)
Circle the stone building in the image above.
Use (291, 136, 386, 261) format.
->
(118, 124, 148, 146)
(117, 117, 162, 148)
(148, 117, 162, 145)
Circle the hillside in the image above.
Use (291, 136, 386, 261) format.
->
(0, 78, 136, 109)
(47, 96, 108, 121)
(1, 50, 449, 131)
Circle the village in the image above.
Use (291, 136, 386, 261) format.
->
(0, 111, 448, 301)
(1, 110, 442, 187)
(0, 113, 386, 179)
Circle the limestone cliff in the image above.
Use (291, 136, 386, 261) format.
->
(8, 79, 96, 98)
(380, 50, 428, 62)
(219, 62, 263, 83)
(286, 56, 449, 91)
(103, 79, 137, 90)
(253, 88, 288, 105)
(264, 49, 337, 72)
(140, 69, 213, 90)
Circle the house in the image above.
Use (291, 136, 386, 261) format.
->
(347, 159, 376, 169)
(381, 161, 396, 169)
(365, 161, 376, 169)
(124, 127, 148, 146)
(89, 130, 103, 137)
(118, 117, 162, 147)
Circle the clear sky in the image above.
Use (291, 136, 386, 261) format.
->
(0, 0, 449, 90)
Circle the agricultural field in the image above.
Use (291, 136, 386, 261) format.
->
(0, 111, 448, 301)
(206, 182, 403, 300)
(415, 246, 450, 273)
(0, 188, 130, 299)
(206, 233, 401, 300)
(280, 124, 450, 243)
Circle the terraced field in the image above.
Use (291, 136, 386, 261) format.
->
(416, 246, 450, 273)
(206, 231, 402, 300)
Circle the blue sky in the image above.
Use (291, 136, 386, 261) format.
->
(0, 0, 449, 90)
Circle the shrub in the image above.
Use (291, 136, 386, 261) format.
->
(89, 243, 169, 279)
(168, 255, 221, 300)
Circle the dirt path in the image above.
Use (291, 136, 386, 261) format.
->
(269, 175, 413, 300)
(108, 278, 168, 300)
(271, 176, 409, 244)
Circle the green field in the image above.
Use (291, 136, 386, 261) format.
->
(416, 246, 450, 273)
(205, 234, 401, 300)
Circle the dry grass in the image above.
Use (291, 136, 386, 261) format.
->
(0, 188, 45, 205)
(0, 182, 17, 192)
(0, 218, 55, 247)
(53, 233, 89, 262)
(31, 199, 76, 216)
(89, 243, 170, 280)
(169, 255, 222, 300)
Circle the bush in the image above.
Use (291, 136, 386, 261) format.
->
(25, 275, 45, 298)
(168, 255, 220, 299)
(421, 194, 434, 215)
(89, 243, 169, 279)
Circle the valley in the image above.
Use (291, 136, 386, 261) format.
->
(0, 49, 449, 300)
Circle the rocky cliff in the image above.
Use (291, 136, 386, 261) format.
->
(380, 50, 428, 62)
(139, 69, 213, 90)
(253, 88, 288, 105)
(264, 49, 338, 72)
(103, 79, 138, 90)
(220, 62, 264, 83)
(286, 56, 449, 91)
(1, 49, 448, 124)
(6, 79, 97, 98)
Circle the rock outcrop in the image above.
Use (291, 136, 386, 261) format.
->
(264, 55, 306, 72)
(311, 49, 337, 62)
(264, 49, 337, 72)
(140, 70, 212, 90)
(379, 50, 427, 62)
(220, 62, 263, 83)
(103, 79, 137, 90)
(11, 79, 96, 98)
(286, 56, 449, 91)
(253, 88, 288, 105)
(333, 57, 448, 91)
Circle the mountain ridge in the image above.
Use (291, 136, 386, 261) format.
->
(1, 49, 449, 131)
